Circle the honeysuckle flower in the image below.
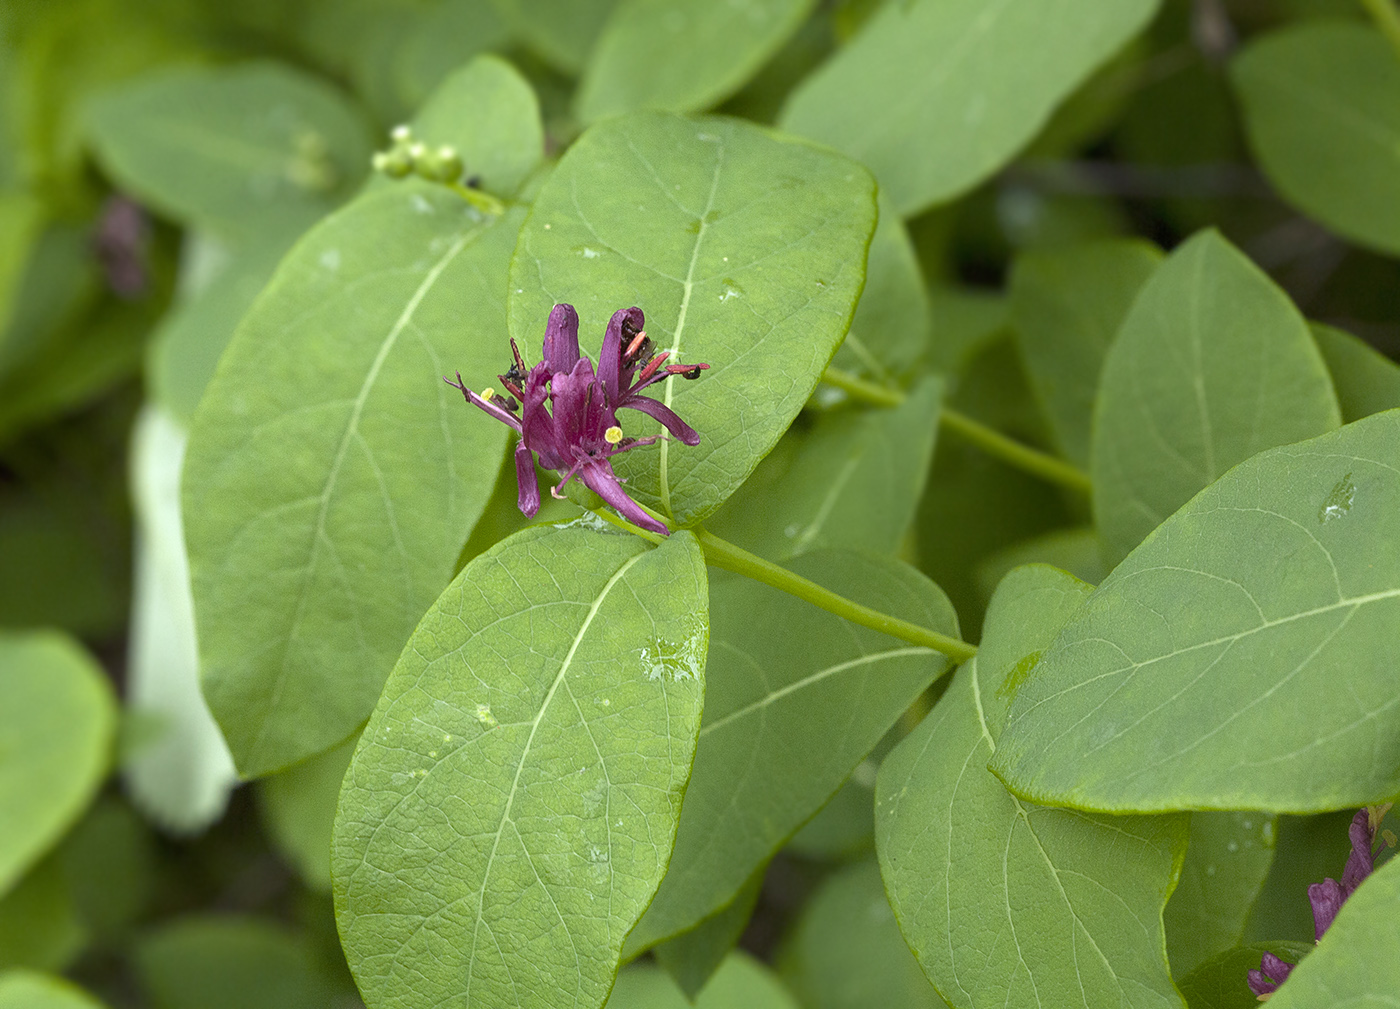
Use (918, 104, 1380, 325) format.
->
(1247, 806, 1390, 1000)
(448, 304, 708, 536)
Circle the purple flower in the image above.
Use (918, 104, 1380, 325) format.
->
(448, 303, 708, 536)
(1247, 807, 1387, 1000)
(92, 195, 151, 298)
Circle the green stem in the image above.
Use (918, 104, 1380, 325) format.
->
(695, 528, 978, 662)
(449, 182, 506, 216)
(1361, 0, 1400, 58)
(820, 366, 1092, 495)
(587, 506, 977, 660)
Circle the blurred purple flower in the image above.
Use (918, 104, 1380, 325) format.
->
(1247, 807, 1387, 1000)
(448, 303, 708, 536)
(92, 195, 151, 298)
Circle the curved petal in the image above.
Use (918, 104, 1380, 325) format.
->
(599, 306, 644, 406)
(521, 365, 563, 468)
(620, 394, 700, 446)
(514, 441, 541, 518)
(1309, 878, 1345, 939)
(580, 460, 669, 535)
(542, 303, 580, 374)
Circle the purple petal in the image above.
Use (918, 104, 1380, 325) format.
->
(542, 304, 580, 374)
(550, 357, 599, 449)
(620, 394, 700, 446)
(446, 377, 522, 433)
(521, 365, 564, 468)
(580, 460, 669, 535)
(599, 306, 644, 406)
(1246, 952, 1294, 997)
(514, 442, 540, 517)
(1342, 808, 1375, 895)
(1309, 878, 1345, 939)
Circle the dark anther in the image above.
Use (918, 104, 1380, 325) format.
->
(465, 175, 482, 189)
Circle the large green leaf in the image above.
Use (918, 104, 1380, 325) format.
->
(778, 0, 1159, 215)
(184, 188, 527, 778)
(877, 565, 1187, 1009)
(832, 192, 931, 384)
(608, 953, 798, 1009)
(1164, 812, 1278, 978)
(1175, 942, 1313, 1009)
(85, 62, 372, 240)
(705, 379, 942, 561)
(994, 410, 1400, 813)
(779, 860, 948, 1009)
(0, 632, 115, 897)
(1231, 22, 1400, 256)
(1312, 323, 1400, 423)
(628, 552, 956, 951)
(1091, 230, 1340, 565)
(576, 0, 815, 123)
(1268, 854, 1400, 1008)
(1009, 238, 1162, 468)
(0, 971, 105, 1009)
(134, 916, 347, 1009)
(333, 524, 708, 1009)
(488, 0, 619, 73)
(652, 869, 762, 999)
(507, 111, 877, 527)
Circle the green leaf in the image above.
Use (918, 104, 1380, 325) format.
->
(1268, 855, 1400, 1008)
(147, 232, 291, 425)
(134, 915, 346, 1009)
(391, 1, 511, 114)
(1164, 813, 1278, 978)
(778, 0, 1160, 215)
(1176, 942, 1313, 1009)
(877, 565, 1187, 1009)
(629, 552, 955, 950)
(507, 111, 877, 527)
(994, 409, 1400, 813)
(488, 0, 620, 73)
(706, 379, 942, 561)
(402, 54, 543, 199)
(973, 527, 1108, 608)
(124, 407, 237, 833)
(0, 971, 105, 1009)
(832, 192, 931, 384)
(1312, 322, 1400, 424)
(1243, 810, 1356, 943)
(85, 62, 372, 240)
(59, 797, 157, 945)
(610, 952, 798, 1009)
(1091, 229, 1341, 566)
(258, 733, 356, 893)
(0, 632, 116, 896)
(653, 869, 763, 1000)
(576, 0, 816, 123)
(786, 763, 876, 860)
(0, 858, 84, 973)
(1009, 238, 1162, 468)
(779, 860, 948, 1009)
(333, 524, 708, 1009)
(1231, 22, 1400, 256)
(183, 189, 526, 777)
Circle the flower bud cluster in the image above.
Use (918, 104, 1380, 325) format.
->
(371, 125, 471, 186)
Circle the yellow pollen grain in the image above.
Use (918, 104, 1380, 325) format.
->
(604, 426, 624, 444)
(481, 387, 495, 401)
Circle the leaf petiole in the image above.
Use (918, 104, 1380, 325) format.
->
(448, 181, 506, 216)
(820, 366, 1093, 495)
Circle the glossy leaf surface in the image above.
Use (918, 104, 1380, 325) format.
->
(508, 111, 877, 527)
(995, 411, 1400, 812)
(577, 0, 815, 122)
(1091, 230, 1340, 565)
(780, 0, 1159, 215)
(878, 565, 1187, 1009)
(629, 552, 956, 950)
(0, 633, 115, 896)
(1232, 23, 1400, 256)
(334, 524, 707, 1009)
(184, 189, 525, 777)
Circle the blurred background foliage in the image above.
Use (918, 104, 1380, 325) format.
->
(0, 0, 1397, 1006)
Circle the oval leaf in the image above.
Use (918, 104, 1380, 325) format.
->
(184, 190, 525, 777)
(0, 971, 106, 1009)
(779, 0, 1159, 215)
(0, 632, 115, 896)
(333, 524, 708, 1009)
(1231, 23, 1400, 257)
(577, 0, 816, 123)
(878, 565, 1187, 1009)
(1092, 229, 1340, 565)
(994, 410, 1400, 812)
(629, 551, 957, 950)
(507, 111, 877, 527)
